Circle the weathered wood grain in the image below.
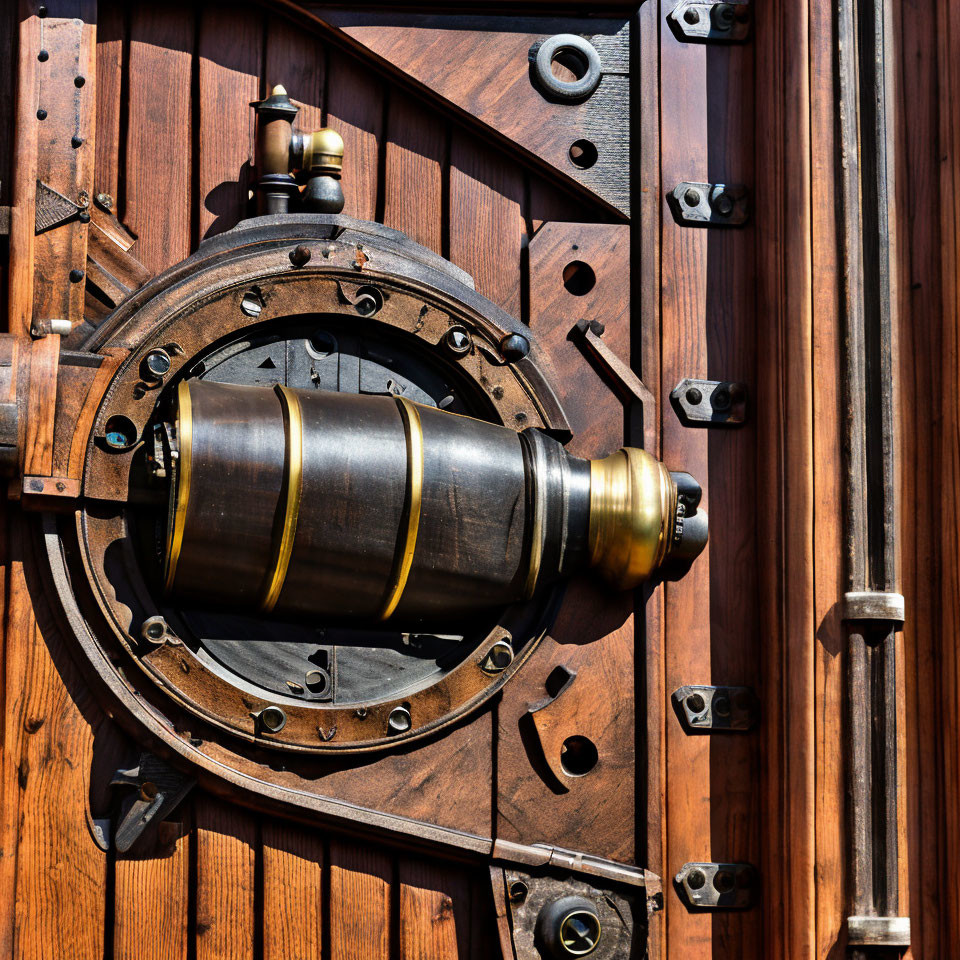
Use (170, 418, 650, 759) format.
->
(262, 823, 324, 960)
(329, 841, 391, 960)
(94, 1, 124, 202)
(195, 796, 257, 960)
(125, 5, 194, 273)
(197, 3, 262, 239)
(399, 858, 469, 960)
(23, 336, 59, 477)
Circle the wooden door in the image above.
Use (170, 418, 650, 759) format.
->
(1, 1, 954, 959)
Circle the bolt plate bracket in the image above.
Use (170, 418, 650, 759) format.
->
(670, 378, 748, 426)
(671, 684, 759, 732)
(841, 590, 905, 624)
(669, 182, 749, 226)
(668, 1, 751, 42)
(674, 862, 757, 910)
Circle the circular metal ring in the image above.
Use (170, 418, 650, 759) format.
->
(532, 34, 602, 102)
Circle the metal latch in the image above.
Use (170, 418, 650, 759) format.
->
(841, 591, 905, 623)
(111, 752, 195, 852)
(668, 2, 751, 42)
(672, 685, 758, 732)
(669, 182, 748, 226)
(847, 916, 911, 948)
(674, 862, 757, 910)
(671, 379, 747, 426)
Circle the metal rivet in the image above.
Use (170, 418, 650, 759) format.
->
(74, 75, 85, 87)
(289, 244, 311, 267)
(713, 695, 731, 717)
(683, 7, 701, 23)
(37, 49, 48, 62)
(387, 706, 412, 734)
(36, 109, 46, 121)
(685, 387, 703, 406)
(78, 211, 90, 223)
(442, 326, 472, 356)
(140, 616, 169, 645)
(714, 870, 735, 893)
(684, 188, 702, 207)
(260, 705, 286, 733)
(712, 192, 735, 217)
(96, 192, 113, 208)
(712, 386, 732, 410)
(143, 349, 172, 380)
(37, 5, 47, 16)
(687, 869, 706, 890)
(69, 269, 84, 283)
(500, 333, 530, 362)
(71, 136, 83, 149)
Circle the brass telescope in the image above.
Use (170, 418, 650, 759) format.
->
(162, 381, 707, 624)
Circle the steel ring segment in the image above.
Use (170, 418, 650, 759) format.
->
(533, 34, 603, 102)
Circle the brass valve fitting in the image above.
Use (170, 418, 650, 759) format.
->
(251, 85, 345, 215)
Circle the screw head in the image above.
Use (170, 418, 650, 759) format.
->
(713, 695, 731, 717)
(78, 211, 90, 223)
(712, 386, 732, 410)
(71, 136, 83, 148)
(499, 333, 530, 363)
(69, 269, 84, 283)
(387, 706, 412, 734)
(37, 49, 48, 62)
(713, 3, 736, 27)
(260, 705, 286, 733)
(74, 75, 85, 87)
(289, 244, 311, 267)
(143, 349, 171, 379)
(685, 386, 703, 406)
(687, 869, 706, 890)
(713, 192, 735, 217)
(683, 188, 702, 207)
(714, 870, 735, 893)
(683, 7, 701, 23)
(96, 192, 113, 208)
(141, 616, 168, 644)
(443, 326, 472, 356)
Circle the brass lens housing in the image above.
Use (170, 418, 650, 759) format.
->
(588, 447, 676, 590)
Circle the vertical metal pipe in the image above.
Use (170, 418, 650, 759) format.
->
(837, 0, 909, 953)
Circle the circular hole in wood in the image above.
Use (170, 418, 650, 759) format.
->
(568, 138, 598, 169)
(551, 48, 588, 82)
(560, 735, 599, 777)
(562, 260, 597, 297)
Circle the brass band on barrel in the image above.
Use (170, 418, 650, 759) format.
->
(588, 447, 672, 590)
(163, 380, 193, 594)
(261, 385, 304, 612)
(380, 396, 424, 621)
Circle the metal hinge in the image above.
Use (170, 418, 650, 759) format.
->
(669, 182, 749, 226)
(668, 1, 751, 42)
(672, 685, 758, 732)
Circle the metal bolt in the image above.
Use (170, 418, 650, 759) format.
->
(55, 481, 65, 492)
(443, 326, 472, 356)
(686, 869, 706, 890)
(78, 211, 90, 223)
(387, 706, 412, 735)
(714, 870, 735, 893)
(38, 5, 47, 16)
(683, 7, 701, 23)
(71, 136, 84, 149)
(685, 692, 706, 714)
(139, 781, 159, 802)
(143, 349, 172, 380)
(96, 192, 113, 209)
(500, 333, 530, 363)
(141, 616, 169, 644)
(685, 386, 703, 406)
(713, 192, 735, 217)
(74, 75, 85, 87)
(355, 706, 368, 719)
(712, 386, 732, 410)
(712, 3, 736, 29)
(260, 705, 287, 733)
(37, 49, 48, 62)
(683, 188, 702, 207)
(36, 109, 46, 121)
(69, 269, 84, 283)
(289, 244, 311, 268)
(713, 695, 731, 717)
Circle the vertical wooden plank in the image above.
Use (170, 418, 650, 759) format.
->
(399, 859, 470, 960)
(263, 17, 324, 134)
(23, 337, 58, 477)
(329, 842, 391, 960)
(755, 0, 817, 958)
(657, 8, 712, 956)
(898, 0, 943, 954)
(382, 92, 445, 254)
(125, 4, 193, 274)
(449, 133, 523, 317)
(325, 51, 383, 221)
(94, 0, 124, 201)
(262, 823, 324, 960)
(1, 517, 107, 960)
(114, 829, 190, 960)
(195, 797, 257, 960)
(196, 2, 261, 239)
